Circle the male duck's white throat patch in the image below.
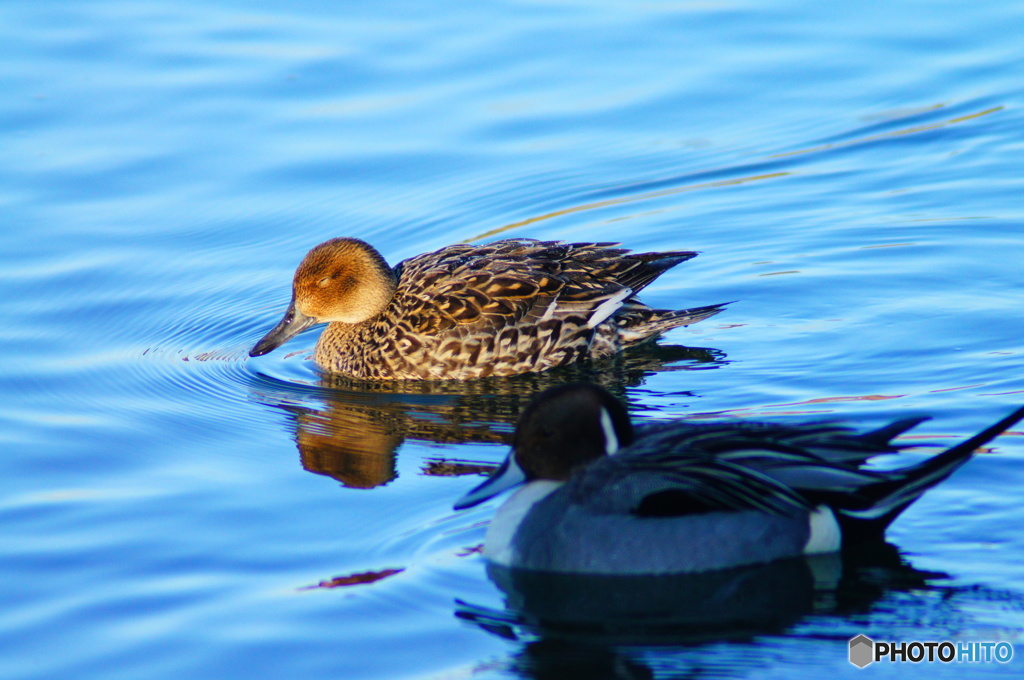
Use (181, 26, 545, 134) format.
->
(483, 480, 562, 566)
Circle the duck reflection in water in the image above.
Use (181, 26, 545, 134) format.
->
(456, 544, 990, 678)
(249, 343, 726, 488)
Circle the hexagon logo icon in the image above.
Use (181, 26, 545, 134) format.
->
(849, 635, 874, 668)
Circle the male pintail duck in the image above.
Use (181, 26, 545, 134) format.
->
(249, 238, 726, 380)
(454, 383, 1024, 574)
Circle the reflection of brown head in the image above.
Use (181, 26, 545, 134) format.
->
(296, 408, 402, 489)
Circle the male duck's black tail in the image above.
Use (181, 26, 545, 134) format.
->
(837, 405, 1024, 543)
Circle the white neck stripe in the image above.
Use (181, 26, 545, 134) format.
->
(599, 407, 619, 455)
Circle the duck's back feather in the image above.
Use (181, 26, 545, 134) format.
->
(317, 239, 721, 379)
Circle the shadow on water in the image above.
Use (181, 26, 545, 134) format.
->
(247, 342, 726, 488)
(454, 544, 1024, 679)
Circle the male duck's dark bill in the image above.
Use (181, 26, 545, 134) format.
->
(453, 454, 527, 510)
(250, 299, 318, 357)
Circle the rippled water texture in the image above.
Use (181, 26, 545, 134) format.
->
(3, 0, 1024, 678)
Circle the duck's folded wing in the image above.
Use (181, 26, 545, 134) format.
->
(571, 419, 934, 517)
(638, 417, 927, 464)
(632, 419, 934, 494)
(395, 240, 640, 335)
(566, 451, 814, 517)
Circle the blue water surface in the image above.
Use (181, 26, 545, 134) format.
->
(2, 0, 1024, 678)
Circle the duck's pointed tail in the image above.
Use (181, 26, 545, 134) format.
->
(837, 405, 1024, 542)
(617, 302, 732, 346)
(616, 251, 699, 295)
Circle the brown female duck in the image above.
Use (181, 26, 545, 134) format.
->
(250, 237, 726, 380)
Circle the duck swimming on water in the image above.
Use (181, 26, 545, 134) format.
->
(250, 238, 726, 380)
(454, 383, 1024, 574)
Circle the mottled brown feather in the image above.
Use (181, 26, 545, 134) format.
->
(253, 237, 725, 379)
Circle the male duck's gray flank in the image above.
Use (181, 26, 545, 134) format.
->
(454, 383, 1024, 575)
(250, 238, 727, 380)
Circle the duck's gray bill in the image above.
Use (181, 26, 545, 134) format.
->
(250, 301, 317, 357)
(453, 454, 526, 510)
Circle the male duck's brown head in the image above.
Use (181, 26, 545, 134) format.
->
(249, 238, 398, 357)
